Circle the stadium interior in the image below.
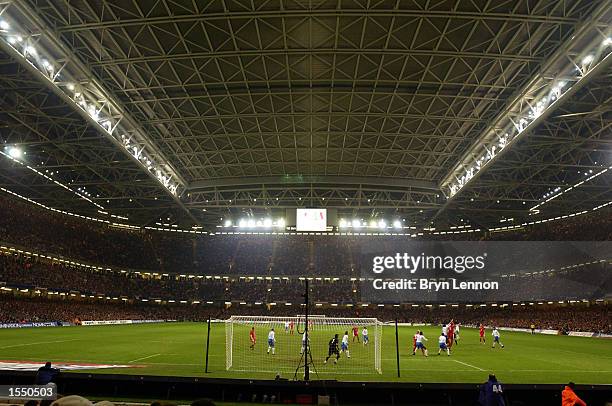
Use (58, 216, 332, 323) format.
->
(0, 1, 610, 405)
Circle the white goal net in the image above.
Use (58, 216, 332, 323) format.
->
(226, 315, 382, 376)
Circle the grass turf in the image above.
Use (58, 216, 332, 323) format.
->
(0, 322, 610, 384)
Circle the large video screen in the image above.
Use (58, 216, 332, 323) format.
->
(296, 208, 327, 231)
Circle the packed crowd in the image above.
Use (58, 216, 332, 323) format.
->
(0, 194, 610, 333)
(0, 294, 609, 333)
(1, 252, 608, 304)
(0, 196, 157, 269)
(0, 195, 610, 277)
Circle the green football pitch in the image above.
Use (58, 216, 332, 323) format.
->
(0, 322, 610, 384)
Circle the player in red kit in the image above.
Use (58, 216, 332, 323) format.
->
(249, 326, 256, 350)
(289, 320, 295, 335)
(479, 324, 486, 344)
(352, 326, 360, 343)
(447, 320, 455, 348)
(412, 330, 419, 355)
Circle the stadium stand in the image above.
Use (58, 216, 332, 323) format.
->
(1, 195, 610, 275)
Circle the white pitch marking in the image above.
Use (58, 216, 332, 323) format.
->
(0, 339, 80, 349)
(128, 353, 161, 363)
(453, 359, 484, 371)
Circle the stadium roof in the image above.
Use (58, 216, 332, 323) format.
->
(0, 0, 610, 229)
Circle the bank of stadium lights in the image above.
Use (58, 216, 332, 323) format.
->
(0, 18, 180, 197)
(227, 218, 285, 229)
(447, 36, 612, 199)
(340, 218, 405, 230)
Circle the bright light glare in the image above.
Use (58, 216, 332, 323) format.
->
(352, 219, 361, 228)
(369, 220, 377, 228)
(605, 38, 612, 46)
(224, 220, 232, 227)
(24, 46, 36, 56)
(582, 55, 594, 65)
(239, 219, 247, 228)
(393, 220, 402, 229)
(0, 20, 9, 30)
(276, 218, 286, 228)
(339, 218, 346, 227)
(7, 146, 22, 159)
(247, 219, 255, 228)
(378, 220, 386, 229)
(263, 218, 272, 228)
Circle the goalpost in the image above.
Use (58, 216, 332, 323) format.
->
(226, 315, 382, 375)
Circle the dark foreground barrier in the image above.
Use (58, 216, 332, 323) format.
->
(0, 371, 610, 405)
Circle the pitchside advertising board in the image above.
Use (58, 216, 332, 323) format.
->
(359, 241, 611, 303)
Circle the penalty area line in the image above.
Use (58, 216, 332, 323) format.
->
(453, 360, 484, 371)
(0, 339, 80, 349)
(128, 354, 162, 363)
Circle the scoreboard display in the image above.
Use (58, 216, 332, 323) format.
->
(296, 208, 327, 231)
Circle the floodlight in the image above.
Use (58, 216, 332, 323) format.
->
(7, 146, 22, 159)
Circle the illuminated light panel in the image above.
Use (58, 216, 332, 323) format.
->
(444, 27, 612, 199)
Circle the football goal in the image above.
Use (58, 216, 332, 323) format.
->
(225, 315, 382, 376)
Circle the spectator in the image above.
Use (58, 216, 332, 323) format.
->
(562, 382, 587, 406)
(50, 395, 93, 406)
(478, 374, 506, 406)
(35, 362, 60, 385)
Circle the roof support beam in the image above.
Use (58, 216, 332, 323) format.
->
(437, 1, 611, 212)
(0, 0, 199, 223)
(56, 9, 580, 33)
(188, 176, 439, 192)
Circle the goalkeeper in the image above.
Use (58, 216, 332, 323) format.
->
(324, 334, 341, 364)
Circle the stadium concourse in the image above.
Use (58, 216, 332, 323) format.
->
(1, 0, 612, 405)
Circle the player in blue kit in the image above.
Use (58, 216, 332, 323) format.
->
(438, 333, 450, 356)
(492, 327, 505, 349)
(415, 331, 428, 357)
(341, 331, 351, 358)
(267, 328, 276, 355)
